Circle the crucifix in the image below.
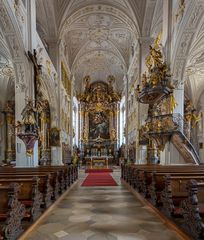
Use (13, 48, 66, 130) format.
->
(28, 49, 42, 106)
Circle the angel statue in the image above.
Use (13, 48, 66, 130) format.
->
(169, 94, 178, 114)
(153, 31, 162, 50)
(191, 111, 201, 129)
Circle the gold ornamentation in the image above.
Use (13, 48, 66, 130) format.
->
(175, 0, 185, 22)
(191, 112, 201, 128)
(138, 32, 172, 97)
(61, 62, 71, 96)
(46, 60, 51, 76)
(169, 94, 178, 114)
(141, 72, 148, 87)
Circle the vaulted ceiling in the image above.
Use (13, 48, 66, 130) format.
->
(36, 0, 148, 92)
(63, 9, 136, 91)
(184, 14, 204, 107)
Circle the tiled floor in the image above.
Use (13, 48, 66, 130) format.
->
(26, 170, 182, 240)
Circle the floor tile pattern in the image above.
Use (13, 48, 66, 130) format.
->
(26, 170, 182, 240)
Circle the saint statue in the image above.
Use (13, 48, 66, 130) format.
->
(110, 128, 117, 141)
(82, 127, 88, 142)
(21, 100, 38, 133)
(84, 75, 90, 93)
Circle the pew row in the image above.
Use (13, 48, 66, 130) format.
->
(0, 165, 78, 240)
(0, 184, 25, 240)
(121, 164, 204, 239)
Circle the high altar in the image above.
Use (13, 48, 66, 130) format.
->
(78, 76, 121, 168)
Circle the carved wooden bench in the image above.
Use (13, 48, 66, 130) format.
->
(0, 177, 42, 222)
(0, 173, 52, 209)
(161, 175, 204, 218)
(181, 180, 204, 239)
(0, 183, 25, 240)
(0, 168, 62, 200)
(149, 171, 204, 206)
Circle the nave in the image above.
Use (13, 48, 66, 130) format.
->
(1, 0, 204, 239)
(25, 170, 183, 240)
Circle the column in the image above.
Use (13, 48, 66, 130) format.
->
(39, 104, 51, 165)
(16, 0, 38, 167)
(136, 37, 153, 163)
(47, 40, 60, 73)
(125, 75, 129, 160)
(4, 102, 15, 164)
(51, 41, 63, 166)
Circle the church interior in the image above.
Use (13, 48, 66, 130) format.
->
(0, 0, 204, 239)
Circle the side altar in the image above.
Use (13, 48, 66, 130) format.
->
(78, 76, 121, 168)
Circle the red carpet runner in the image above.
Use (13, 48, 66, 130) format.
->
(81, 172, 118, 186)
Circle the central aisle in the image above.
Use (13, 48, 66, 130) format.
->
(26, 170, 182, 240)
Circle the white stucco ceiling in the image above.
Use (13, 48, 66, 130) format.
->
(63, 11, 135, 91)
(185, 20, 204, 107)
(36, 0, 148, 92)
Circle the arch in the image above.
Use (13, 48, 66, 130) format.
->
(59, 2, 140, 38)
(171, 1, 204, 83)
(0, 1, 30, 99)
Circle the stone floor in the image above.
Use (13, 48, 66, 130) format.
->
(26, 169, 183, 240)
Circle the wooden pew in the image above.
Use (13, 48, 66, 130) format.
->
(122, 164, 204, 239)
(149, 171, 204, 206)
(161, 175, 204, 217)
(0, 168, 62, 200)
(126, 165, 204, 195)
(40, 166, 69, 191)
(0, 164, 78, 199)
(0, 177, 43, 222)
(0, 173, 52, 208)
(181, 180, 204, 239)
(0, 183, 25, 240)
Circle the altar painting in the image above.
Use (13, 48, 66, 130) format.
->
(89, 111, 109, 139)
